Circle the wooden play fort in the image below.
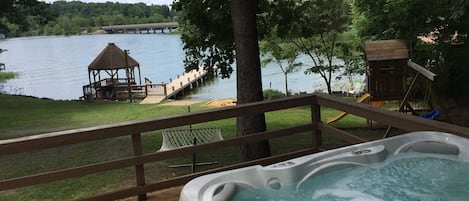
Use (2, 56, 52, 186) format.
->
(327, 39, 447, 125)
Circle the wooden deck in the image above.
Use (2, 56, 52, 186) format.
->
(3, 93, 469, 200)
(141, 67, 208, 104)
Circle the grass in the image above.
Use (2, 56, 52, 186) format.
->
(0, 95, 199, 139)
(0, 94, 368, 200)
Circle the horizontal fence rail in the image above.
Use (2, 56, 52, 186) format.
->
(2, 93, 469, 200)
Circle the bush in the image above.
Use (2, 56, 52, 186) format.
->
(0, 72, 17, 82)
(263, 89, 286, 100)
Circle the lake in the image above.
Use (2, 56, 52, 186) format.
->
(0, 34, 363, 100)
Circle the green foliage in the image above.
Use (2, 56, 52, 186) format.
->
(43, 2, 175, 36)
(0, 0, 55, 37)
(0, 17, 20, 36)
(353, 0, 464, 42)
(173, 0, 235, 78)
(49, 1, 173, 20)
(335, 29, 366, 84)
(0, 71, 17, 82)
(176, 0, 359, 96)
(270, 0, 352, 94)
(353, 0, 469, 100)
(260, 35, 302, 95)
(0, 1, 175, 37)
(263, 89, 286, 100)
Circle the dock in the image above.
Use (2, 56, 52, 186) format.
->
(141, 67, 209, 104)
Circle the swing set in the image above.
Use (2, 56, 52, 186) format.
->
(327, 39, 449, 126)
(364, 39, 448, 120)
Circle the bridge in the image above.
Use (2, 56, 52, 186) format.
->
(101, 22, 179, 34)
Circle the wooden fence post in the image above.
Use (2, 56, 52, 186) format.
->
(131, 133, 147, 201)
(311, 98, 322, 148)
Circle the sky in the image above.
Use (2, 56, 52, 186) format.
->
(40, 0, 174, 6)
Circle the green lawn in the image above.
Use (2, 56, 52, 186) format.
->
(0, 94, 368, 200)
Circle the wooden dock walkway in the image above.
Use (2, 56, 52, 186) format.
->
(140, 67, 208, 104)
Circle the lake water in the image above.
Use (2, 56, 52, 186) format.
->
(0, 34, 363, 100)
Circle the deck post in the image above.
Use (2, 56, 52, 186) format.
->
(311, 97, 322, 148)
(131, 133, 147, 201)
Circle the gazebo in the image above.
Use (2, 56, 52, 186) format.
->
(85, 43, 143, 100)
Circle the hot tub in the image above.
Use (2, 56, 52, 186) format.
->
(180, 131, 469, 201)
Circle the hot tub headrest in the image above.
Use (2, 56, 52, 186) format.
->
(212, 183, 244, 201)
(407, 141, 460, 155)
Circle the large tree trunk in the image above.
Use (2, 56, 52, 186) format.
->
(230, 0, 271, 161)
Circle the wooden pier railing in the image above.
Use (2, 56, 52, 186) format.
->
(2, 93, 469, 200)
(141, 67, 209, 103)
(82, 78, 148, 101)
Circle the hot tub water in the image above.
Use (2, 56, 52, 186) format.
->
(231, 153, 469, 201)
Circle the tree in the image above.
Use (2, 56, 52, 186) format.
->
(260, 35, 302, 95)
(265, 0, 352, 94)
(335, 38, 366, 92)
(0, 0, 54, 36)
(173, 0, 234, 78)
(302, 0, 351, 94)
(174, 0, 271, 161)
(353, 0, 469, 100)
(231, 0, 271, 161)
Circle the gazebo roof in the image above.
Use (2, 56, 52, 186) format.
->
(88, 43, 139, 71)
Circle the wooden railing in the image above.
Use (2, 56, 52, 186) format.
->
(1, 93, 469, 200)
(146, 83, 167, 96)
(82, 78, 149, 100)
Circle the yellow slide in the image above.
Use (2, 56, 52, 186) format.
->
(326, 93, 375, 125)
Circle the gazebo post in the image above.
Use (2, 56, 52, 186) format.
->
(93, 71, 98, 99)
(88, 70, 94, 99)
(137, 65, 142, 85)
(124, 49, 133, 102)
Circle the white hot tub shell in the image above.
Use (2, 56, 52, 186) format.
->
(179, 131, 469, 201)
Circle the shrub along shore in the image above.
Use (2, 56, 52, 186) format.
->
(0, 71, 17, 82)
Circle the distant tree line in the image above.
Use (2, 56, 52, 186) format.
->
(0, 0, 55, 37)
(1, 1, 176, 37)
